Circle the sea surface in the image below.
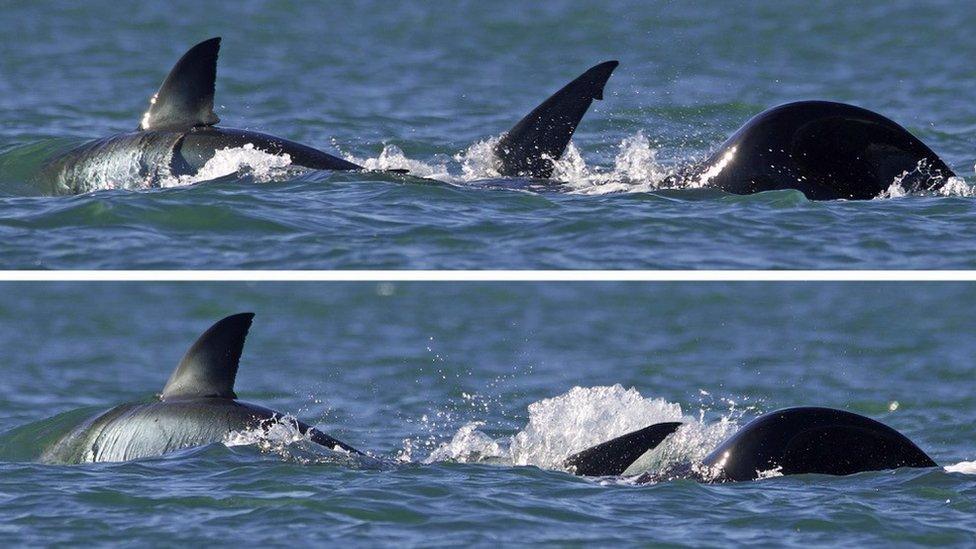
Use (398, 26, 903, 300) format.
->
(0, 283, 973, 545)
(2, 1, 976, 269)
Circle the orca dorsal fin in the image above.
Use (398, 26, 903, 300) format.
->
(139, 37, 222, 131)
(494, 60, 618, 179)
(564, 421, 682, 476)
(161, 312, 254, 400)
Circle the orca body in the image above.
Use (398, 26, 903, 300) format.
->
(40, 37, 617, 193)
(39, 313, 361, 464)
(688, 101, 956, 200)
(566, 407, 936, 482)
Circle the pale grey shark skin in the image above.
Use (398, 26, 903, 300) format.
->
(38, 313, 361, 464)
(41, 37, 361, 194)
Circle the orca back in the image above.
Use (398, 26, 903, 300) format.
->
(702, 407, 935, 481)
(699, 101, 954, 200)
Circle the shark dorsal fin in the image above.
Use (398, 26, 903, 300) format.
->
(161, 312, 254, 400)
(494, 60, 619, 179)
(139, 37, 222, 131)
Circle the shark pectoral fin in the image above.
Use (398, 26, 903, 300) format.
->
(494, 60, 619, 178)
(140, 37, 222, 131)
(161, 312, 254, 400)
(307, 427, 365, 456)
(564, 421, 682, 477)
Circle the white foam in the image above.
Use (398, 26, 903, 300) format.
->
(508, 385, 683, 469)
(944, 460, 976, 474)
(423, 385, 738, 477)
(159, 143, 296, 188)
(222, 414, 356, 465)
(454, 137, 505, 180)
(876, 159, 976, 199)
(345, 143, 452, 180)
(621, 416, 736, 477)
(345, 133, 678, 195)
(342, 134, 976, 198)
(223, 414, 311, 449)
(425, 421, 503, 463)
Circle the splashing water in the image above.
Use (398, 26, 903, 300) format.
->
(424, 385, 741, 478)
(160, 144, 297, 188)
(944, 460, 976, 475)
(557, 133, 677, 194)
(223, 414, 356, 464)
(345, 132, 678, 195)
(345, 143, 452, 180)
(224, 414, 311, 449)
(454, 136, 505, 180)
(47, 131, 974, 198)
(339, 132, 976, 199)
(878, 158, 976, 199)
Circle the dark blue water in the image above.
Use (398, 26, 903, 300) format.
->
(2, 1, 975, 268)
(0, 283, 973, 544)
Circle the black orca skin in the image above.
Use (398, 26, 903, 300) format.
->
(568, 407, 936, 482)
(688, 101, 956, 200)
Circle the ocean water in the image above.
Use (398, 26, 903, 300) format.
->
(0, 282, 973, 545)
(2, 1, 976, 269)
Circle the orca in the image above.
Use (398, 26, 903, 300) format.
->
(40, 37, 617, 193)
(684, 101, 956, 200)
(493, 60, 618, 178)
(566, 407, 936, 482)
(37, 313, 363, 464)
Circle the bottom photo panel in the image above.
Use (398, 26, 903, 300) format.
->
(0, 282, 974, 545)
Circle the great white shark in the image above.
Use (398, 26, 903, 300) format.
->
(40, 37, 617, 194)
(37, 313, 363, 464)
(565, 406, 936, 482)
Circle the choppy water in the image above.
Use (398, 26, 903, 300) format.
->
(2, 1, 976, 268)
(0, 283, 973, 544)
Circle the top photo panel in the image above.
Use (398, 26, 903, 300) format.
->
(1, 1, 974, 270)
